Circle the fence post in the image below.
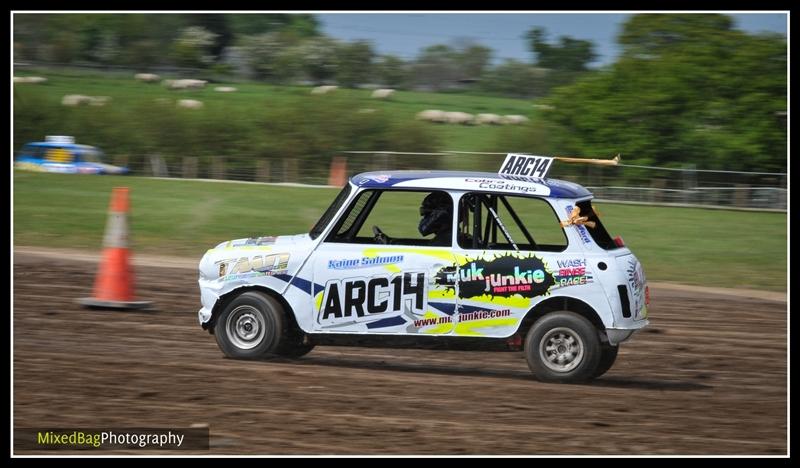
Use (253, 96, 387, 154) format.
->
(779, 175, 787, 210)
(182, 156, 198, 179)
(211, 156, 226, 180)
(369, 152, 381, 172)
(282, 158, 298, 183)
(114, 154, 129, 170)
(256, 159, 271, 183)
(381, 152, 390, 171)
(734, 184, 749, 208)
(682, 164, 697, 204)
(149, 154, 168, 177)
(328, 156, 348, 187)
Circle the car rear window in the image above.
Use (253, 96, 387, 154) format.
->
(576, 200, 617, 250)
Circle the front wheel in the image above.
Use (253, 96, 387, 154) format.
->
(214, 291, 285, 359)
(275, 341, 316, 358)
(524, 311, 601, 383)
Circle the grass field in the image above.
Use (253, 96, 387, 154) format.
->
(14, 68, 536, 152)
(13, 171, 787, 291)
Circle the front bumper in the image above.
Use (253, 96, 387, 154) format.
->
(198, 307, 212, 326)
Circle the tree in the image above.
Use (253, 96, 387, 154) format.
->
(297, 37, 339, 84)
(540, 14, 787, 171)
(526, 27, 596, 72)
(374, 55, 410, 88)
(90, 31, 120, 65)
(241, 32, 288, 81)
(227, 14, 319, 38)
(456, 44, 493, 80)
(172, 26, 219, 68)
(617, 14, 734, 59)
(480, 59, 547, 98)
(412, 44, 460, 91)
(187, 14, 233, 59)
(336, 40, 375, 88)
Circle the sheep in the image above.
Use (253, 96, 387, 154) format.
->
(532, 104, 555, 111)
(88, 96, 111, 107)
(162, 79, 208, 90)
(311, 85, 338, 95)
(214, 86, 237, 93)
(61, 95, 112, 107)
(13, 76, 47, 84)
(501, 115, 530, 125)
(183, 79, 207, 89)
(475, 113, 502, 125)
(371, 88, 395, 99)
(134, 73, 160, 83)
(445, 111, 475, 125)
(415, 109, 446, 123)
(177, 99, 204, 109)
(61, 95, 93, 106)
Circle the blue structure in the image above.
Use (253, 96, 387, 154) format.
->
(14, 136, 129, 175)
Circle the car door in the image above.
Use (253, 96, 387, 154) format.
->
(308, 188, 458, 335)
(43, 145, 77, 173)
(451, 192, 568, 337)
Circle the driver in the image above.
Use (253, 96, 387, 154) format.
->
(418, 192, 453, 246)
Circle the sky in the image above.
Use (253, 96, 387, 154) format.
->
(317, 13, 788, 66)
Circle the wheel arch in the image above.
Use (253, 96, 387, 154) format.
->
(517, 295, 605, 343)
(204, 285, 301, 336)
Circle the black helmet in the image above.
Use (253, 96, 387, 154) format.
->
(419, 192, 452, 237)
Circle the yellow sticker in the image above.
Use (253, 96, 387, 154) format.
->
(46, 147, 73, 163)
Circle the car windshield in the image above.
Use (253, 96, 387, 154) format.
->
(80, 148, 104, 163)
(309, 184, 352, 239)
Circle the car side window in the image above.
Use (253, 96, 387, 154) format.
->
(22, 145, 47, 159)
(326, 189, 453, 246)
(457, 193, 567, 252)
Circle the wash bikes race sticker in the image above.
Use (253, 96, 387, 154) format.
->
(498, 154, 554, 179)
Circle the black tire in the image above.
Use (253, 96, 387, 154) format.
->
(214, 291, 285, 359)
(274, 341, 316, 358)
(524, 311, 602, 383)
(592, 344, 619, 379)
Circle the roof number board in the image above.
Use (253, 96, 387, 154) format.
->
(498, 154, 553, 179)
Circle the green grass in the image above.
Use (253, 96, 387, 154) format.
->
(13, 69, 536, 152)
(13, 171, 787, 291)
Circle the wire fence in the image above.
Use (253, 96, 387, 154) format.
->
(119, 151, 787, 212)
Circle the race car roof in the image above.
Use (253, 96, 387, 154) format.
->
(350, 171, 592, 199)
(23, 142, 101, 152)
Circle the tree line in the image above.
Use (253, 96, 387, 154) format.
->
(13, 13, 787, 171)
(13, 13, 596, 97)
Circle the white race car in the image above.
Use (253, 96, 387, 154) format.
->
(197, 155, 649, 383)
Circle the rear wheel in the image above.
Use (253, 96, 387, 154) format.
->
(214, 291, 285, 359)
(524, 311, 601, 383)
(592, 344, 619, 379)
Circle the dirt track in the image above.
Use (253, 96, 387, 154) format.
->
(13, 251, 787, 455)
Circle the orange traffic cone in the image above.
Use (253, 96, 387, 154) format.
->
(78, 187, 152, 310)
